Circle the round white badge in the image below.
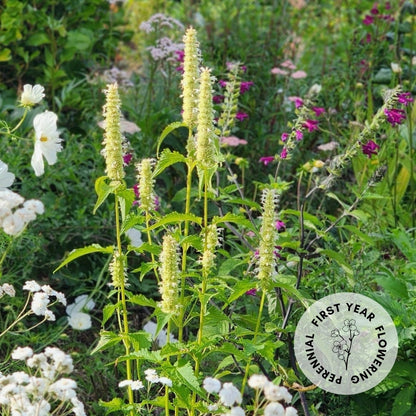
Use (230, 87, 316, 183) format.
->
(294, 292, 398, 395)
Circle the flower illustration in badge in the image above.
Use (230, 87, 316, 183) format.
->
(331, 319, 360, 370)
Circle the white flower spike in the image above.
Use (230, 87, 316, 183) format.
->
(31, 111, 63, 176)
(20, 84, 45, 107)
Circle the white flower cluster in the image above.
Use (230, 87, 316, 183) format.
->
(144, 368, 172, 387)
(203, 377, 243, 415)
(143, 320, 177, 347)
(23, 280, 66, 321)
(0, 282, 15, 298)
(248, 374, 297, 416)
(66, 294, 95, 330)
(202, 375, 298, 416)
(0, 160, 44, 236)
(20, 84, 45, 107)
(0, 346, 85, 416)
(139, 13, 184, 34)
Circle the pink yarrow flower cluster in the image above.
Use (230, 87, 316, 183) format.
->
(362, 2, 394, 42)
(271, 59, 307, 79)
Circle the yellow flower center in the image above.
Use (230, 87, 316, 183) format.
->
(40, 135, 48, 142)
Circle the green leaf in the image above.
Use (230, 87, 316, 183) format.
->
(98, 397, 124, 414)
(128, 331, 152, 351)
(26, 33, 50, 46)
(156, 121, 188, 156)
(66, 29, 93, 50)
(54, 244, 114, 272)
(0, 48, 12, 62)
(391, 229, 416, 262)
(282, 209, 323, 227)
(212, 212, 256, 231)
(102, 303, 120, 325)
(375, 276, 408, 299)
(93, 176, 119, 214)
(128, 294, 157, 308)
(146, 212, 202, 231)
(226, 280, 256, 304)
(91, 331, 122, 354)
(391, 385, 415, 416)
(342, 224, 376, 245)
(318, 248, 353, 276)
(174, 361, 205, 396)
(117, 189, 135, 221)
(153, 149, 187, 177)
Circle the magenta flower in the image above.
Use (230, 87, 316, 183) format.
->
(281, 132, 289, 142)
(133, 184, 140, 198)
(370, 5, 379, 15)
(362, 140, 380, 158)
(397, 92, 413, 106)
(384, 108, 406, 126)
(123, 153, 133, 166)
(259, 156, 274, 166)
(246, 288, 257, 296)
(275, 220, 286, 231)
(295, 130, 303, 141)
(175, 50, 185, 62)
(213, 95, 225, 104)
(363, 14, 374, 25)
(294, 97, 304, 108)
(280, 148, 288, 159)
(218, 80, 227, 88)
(303, 119, 319, 132)
(385, 1, 391, 9)
(240, 81, 254, 94)
(312, 107, 325, 116)
(235, 112, 249, 121)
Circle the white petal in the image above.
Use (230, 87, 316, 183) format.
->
(31, 143, 45, 176)
(33, 111, 59, 140)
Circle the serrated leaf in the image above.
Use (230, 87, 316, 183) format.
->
(212, 212, 255, 230)
(375, 276, 408, 299)
(54, 244, 114, 272)
(227, 280, 256, 304)
(128, 294, 157, 308)
(146, 212, 202, 231)
(317, 248, 353, 276)
(153, 149, 187, 177)
(91, 331, 122, 354)
(93, 176, 119, 214)
(102, 303, 120, 325)
(157, 121, 188, 156)
(282, 209, 323, 227)
(98, 397, 124, 413)
(174, 361, 205, 396)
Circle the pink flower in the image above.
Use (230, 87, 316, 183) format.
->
(275, 220, 286, 231)
(281, 59, 296, 70)
(218, 80, 227, 88)
(213, 95, 225, 104)
(312, 107, 325, 116)
(133, 184, 140, 198)
(246, 288, 257, 296)
(240, 81, 254, 94)
(259, 156, 274, 166)
(291, 70, 307, 79)
(295, 130, 303, 140)
(397, 92, 413, 106)
(220, 136, 248, 146)
(235, 112, 249, 121)
(175, 50, 184, 62)
(362, 140, 380, 158)
(363, 14, 374, 25)
(123, 153, 133, 166)
(271, 67, 289, 75)
(303, 119, 319, 132)
(370, 4, 379, 15)
(384, 108, 406, 126)
(281, 132, 289, 142)
(280, 148, 288, 159)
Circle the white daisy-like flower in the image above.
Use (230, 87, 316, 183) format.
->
(219, 382, 242, 406)
(230, 406, 245, 416)
(71, 397, 86, 416)
(130, 380, 144, 390)
(2, 212, 25, 235)
(31, 111, 63, 176)
(20, 84, 45, 107)
(264, 383, 292, 403)
(118, 379, 132, 388)
(11, 346, 33, 361)
(23, 199, 45, 215)
(285, 407, 298, 416)
(0, 160, 15, 190)
(144, 368, 159, 383)
(203, 377, 221, 394)
(66, 294, 95, 316)
(264, 402, 285, 416)
(31, 291, 50, 316)
(67, 312, 92, 330)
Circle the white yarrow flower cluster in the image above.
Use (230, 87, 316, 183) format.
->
(20, 84, 45, 107)
(1, 346, 85, 416)
(143, 368, 172, 387)
(202, 377, 243, 415)
(0, 282, 15, 298)
(23, 280, 66, 321)
(248, 374, 297, 416)
(0, 161, 44, 236)
(66, 294, 95, 330)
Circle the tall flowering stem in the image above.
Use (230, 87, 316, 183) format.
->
(102, 84, 134, 412)
(242, 189, 278, 393)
